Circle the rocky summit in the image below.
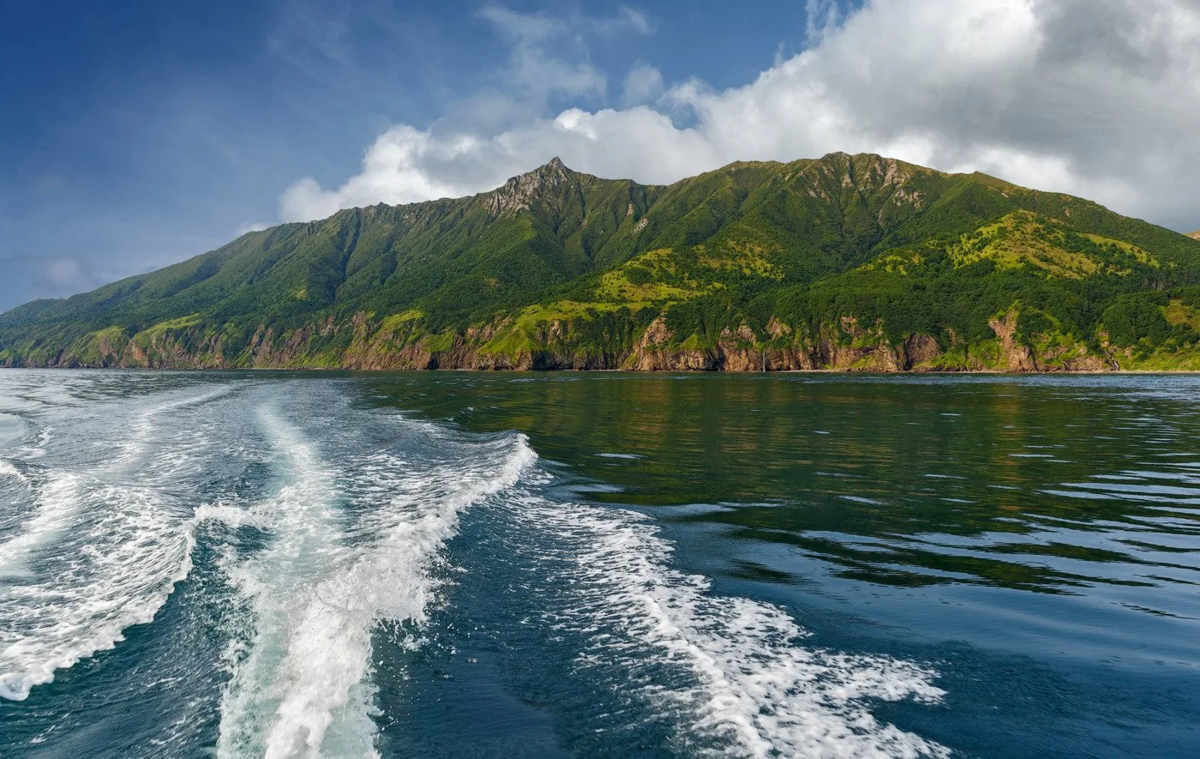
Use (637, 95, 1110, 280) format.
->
(4, 152, 1200, 371)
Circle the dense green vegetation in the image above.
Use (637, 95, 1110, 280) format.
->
(3, 152, 1199, 370)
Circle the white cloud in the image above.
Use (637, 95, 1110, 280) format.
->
(279, 0, 1200, 232)
(804, 0, 843, 44)
(621, 63, 664, 107)
(474, 4, 654, 106)
(607, 6, 653, 37)
(477, 5, 567, 43)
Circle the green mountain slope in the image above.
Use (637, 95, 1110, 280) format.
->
(4, 152, 1200, 371)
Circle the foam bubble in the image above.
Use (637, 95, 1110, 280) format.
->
(17, 425, 53, 460)
(194, 502, 262, 530)
(0, 484, 198, 701)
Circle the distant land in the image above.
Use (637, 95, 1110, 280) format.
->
(4, 152, 1200, 372)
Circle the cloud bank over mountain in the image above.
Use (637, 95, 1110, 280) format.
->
(280, 0, 1200, 232)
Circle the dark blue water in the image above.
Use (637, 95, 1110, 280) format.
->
(1, 371, 1198, 757)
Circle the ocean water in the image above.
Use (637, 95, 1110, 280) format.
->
(0, 371, 1197, 757)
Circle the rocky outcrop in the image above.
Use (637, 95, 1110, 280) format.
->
(988, 311, 1039, 372)
(902, 334, 942, 367)
(484, 157, 573, 216)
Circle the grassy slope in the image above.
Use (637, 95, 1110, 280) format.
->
(3, 153, 1200, 369)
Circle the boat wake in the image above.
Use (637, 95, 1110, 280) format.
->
(0, 388, 233, 701)
(215, 410, 536, 758)
(0, 376, 948, 758)
(491, 478, 949, 758)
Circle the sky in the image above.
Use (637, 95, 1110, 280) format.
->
(1, 0, 1199, 312)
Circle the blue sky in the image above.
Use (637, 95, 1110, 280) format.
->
(2, 0, 1198, 312)
(0, 0, 821, 309)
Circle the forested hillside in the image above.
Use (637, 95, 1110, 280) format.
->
(4, 153, 1200, 371)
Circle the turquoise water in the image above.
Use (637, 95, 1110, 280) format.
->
(1, 371, 1198, 756)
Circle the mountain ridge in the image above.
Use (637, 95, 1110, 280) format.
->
(4, 152, 1200, 372)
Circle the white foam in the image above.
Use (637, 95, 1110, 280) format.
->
(194, 502, 262, 530)
(216, 414, 535, 759)
(216, 409, 350, 757)
(0, 388, 230, 580)
(117, 386, 231, 464)
(17, 425, 52, 460)
(0, 489, 254, 701)
(503, 487, 949, 758)
(0, 471, 83, 578)
(0, 389, 230, 701)
(0, 484, 197, 701)
(0, 459, 27, 482)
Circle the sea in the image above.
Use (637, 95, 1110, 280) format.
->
(1, 370, 1197, 757)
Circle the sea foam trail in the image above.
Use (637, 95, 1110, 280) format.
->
(500, 483, 949, 758)
(0, 388, 232, 701)
(0, 387, 230, 578)
(0, 459, 29, 483)
(15, 424, 52, 461)
(0, 472, 84, 579)
(217, 412, 535, 759)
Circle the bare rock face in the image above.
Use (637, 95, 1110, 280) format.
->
(485, 157, 573, 216)
(1061, 354, 1109, 372)
(6, 301, 1129, 374)
(988, 311, 1039, 372)
(631, 317, 678, 370)
(902, 334, 942, 368)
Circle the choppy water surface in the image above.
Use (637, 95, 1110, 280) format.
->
(1, 371, 1197, 757)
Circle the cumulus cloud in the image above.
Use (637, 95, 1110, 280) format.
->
(280, 0, 1200, 232)
(804, 0, 843, 44)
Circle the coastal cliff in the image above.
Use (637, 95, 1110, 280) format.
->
(6, 304, 1177, 372)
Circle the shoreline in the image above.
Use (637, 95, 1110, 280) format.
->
(3, 365, 1200, 375)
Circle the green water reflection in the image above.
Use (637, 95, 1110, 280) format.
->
(361, 373, 1200, 609)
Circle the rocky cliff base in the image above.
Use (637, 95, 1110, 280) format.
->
(4, 308, 1159, 372)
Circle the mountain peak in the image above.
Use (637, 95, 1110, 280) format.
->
(485, 157, 577, 215)
(524, 156, 577, 182)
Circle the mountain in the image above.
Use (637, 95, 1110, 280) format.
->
(1189, 231, 1200, 241)
(4, 152, 1200, 372)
